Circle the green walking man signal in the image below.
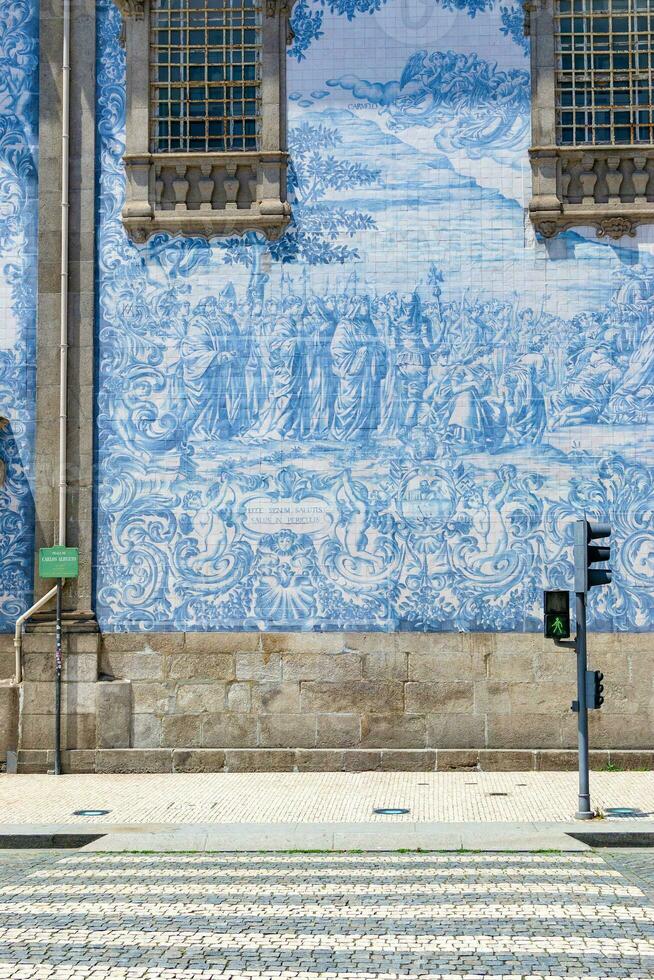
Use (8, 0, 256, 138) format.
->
(543, 590, 570, 639)
(549, 615, 568, 637)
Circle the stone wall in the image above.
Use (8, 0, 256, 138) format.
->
(5, 629, 653, 773)
(0, 636, 13, 683)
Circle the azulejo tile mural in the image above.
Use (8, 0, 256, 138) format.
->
(95, 0, 654, 633)
(0, 0, 37, 631)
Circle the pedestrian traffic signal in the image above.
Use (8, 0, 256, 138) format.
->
(544, 590, 570, 639)
(586, 669, 604, 709)
(574, 518, 612, 593)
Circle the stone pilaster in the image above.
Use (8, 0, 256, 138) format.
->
(34, 0, 97, 616)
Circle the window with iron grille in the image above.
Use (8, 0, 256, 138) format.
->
(116, 0, 292, 241)
(528, 0, 654, 239)
(555, 0, 654, 146)
(150, 0, 262, 153)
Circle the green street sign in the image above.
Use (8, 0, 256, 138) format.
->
(39, 546, 79, 579)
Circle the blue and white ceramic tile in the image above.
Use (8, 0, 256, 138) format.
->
(94, 0, 654, 633)
(0, 0, 37, 631)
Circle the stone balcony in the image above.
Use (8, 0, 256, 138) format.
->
(122, 151, 291, 242)
(529, 145, 654, 239)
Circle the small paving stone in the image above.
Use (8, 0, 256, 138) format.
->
(0, 772, 653, 825)
(0, 850, 653, 978)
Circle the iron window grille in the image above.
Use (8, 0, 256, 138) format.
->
(150, 0, 262, 153)
(527, 0, 654, 238)
(555, 0, 654, 146)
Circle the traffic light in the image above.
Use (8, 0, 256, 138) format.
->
(574, 518, 612, 593)
(586, 669, 604, 709)
(544, 590, 570, 639)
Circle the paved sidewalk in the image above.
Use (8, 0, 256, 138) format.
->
(1, 849, 654, 979)
(2, 771, 653, 825)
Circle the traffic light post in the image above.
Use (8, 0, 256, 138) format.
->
(574, 589, 592, 818)
(572, 518, 611, 818)
(544, 517, 611, 820)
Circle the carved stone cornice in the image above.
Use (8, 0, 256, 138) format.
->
(113, 0, 145, 19)
(531, 212, 639, 240)
(522, 0, 545, 37)
(265, 0, 300, 19)
(596, 216, 637, 239)
(127, 216, 290, 243)
(529, 145, 654, 239)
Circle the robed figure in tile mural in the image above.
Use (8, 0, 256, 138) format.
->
(396, 291, 436, 431)
(249, 315, 309, 440)
(181, 288, 243, 441)
(331, 297, 387, 441)
(304, 298, 337, 439)
(501, 353, 547, 446)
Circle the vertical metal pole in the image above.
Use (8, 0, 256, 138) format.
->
(58, 0, 70, 550)
(54, 579, 63, 776)
(575, 590, 592, 819)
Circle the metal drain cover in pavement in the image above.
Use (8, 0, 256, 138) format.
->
(605, 807, 646, 818)
(72, 809, 111, 817)
(373, 807, 410, 815)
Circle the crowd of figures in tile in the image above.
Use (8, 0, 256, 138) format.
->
(96, 259, 654, 634)
(163, 265, 654, 456)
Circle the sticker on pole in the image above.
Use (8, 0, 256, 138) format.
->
(39, 546, 79, 579)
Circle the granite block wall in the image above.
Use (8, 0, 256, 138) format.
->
(12, 629, 654, 771)
(96, 632, 654, 755)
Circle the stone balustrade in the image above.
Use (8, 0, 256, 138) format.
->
(122, 151, 291, 242)
(529, 145, 654, 239)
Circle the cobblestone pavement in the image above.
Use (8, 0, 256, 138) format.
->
(0, 849, 63, 878)
(0, 849, 653, 979)
(603, 849, 654, 901)
(1, 771, 653, 824)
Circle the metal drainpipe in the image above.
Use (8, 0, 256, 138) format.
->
(14, 588, 58, 683)
(13, 0, 71, 686)
(59, 0, 70, 549)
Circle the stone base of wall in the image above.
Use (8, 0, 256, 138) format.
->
(2, 629, 653, 772)
(0, 681, 18, 766)
(15, 747, 654, 774)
